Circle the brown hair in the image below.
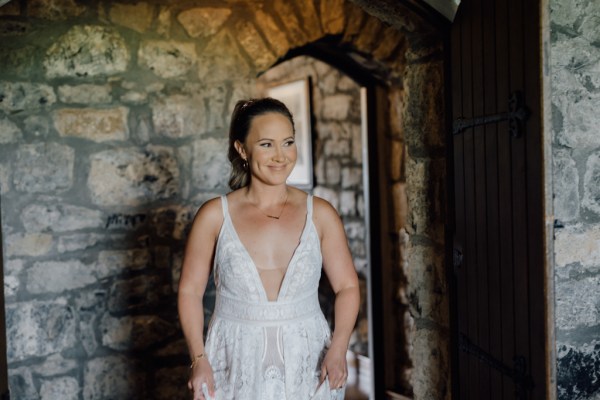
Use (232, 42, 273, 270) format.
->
(228, 98, 295, 190)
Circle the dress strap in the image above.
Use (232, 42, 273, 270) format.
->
(307, 194, 313, 218)
(220, 195, 229, 218)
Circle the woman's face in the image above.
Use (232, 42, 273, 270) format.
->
(235, 112, 297, 186)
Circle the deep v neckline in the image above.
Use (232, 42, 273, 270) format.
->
(224, 194, 312, 302)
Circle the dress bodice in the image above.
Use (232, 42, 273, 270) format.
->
(213, 194, 323, 303)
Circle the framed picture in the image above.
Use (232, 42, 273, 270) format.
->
(267, 79, 313, 189)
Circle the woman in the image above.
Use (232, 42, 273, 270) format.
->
(178, 98, 360, 400)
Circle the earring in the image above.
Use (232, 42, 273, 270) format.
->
(242, 159, 248, 170)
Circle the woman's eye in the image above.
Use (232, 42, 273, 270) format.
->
(284, 140, 295, 146)
(259, 142, 271, 147)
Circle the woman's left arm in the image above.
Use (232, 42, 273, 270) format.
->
(314, 197, 360, 390)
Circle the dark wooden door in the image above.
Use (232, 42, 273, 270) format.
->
(449, 0, 548, 398)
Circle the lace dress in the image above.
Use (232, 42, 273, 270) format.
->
(203, 195, 344, 400)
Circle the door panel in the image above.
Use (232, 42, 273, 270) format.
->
(450, 0, 547, 398)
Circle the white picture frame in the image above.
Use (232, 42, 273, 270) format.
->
(267, 79, 314, 189)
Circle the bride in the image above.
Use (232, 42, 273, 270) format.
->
(178, 98, 360, 400)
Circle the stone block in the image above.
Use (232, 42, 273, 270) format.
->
(583, 151, 600, 215)
(344, 221, 365, 240)
(7, 367, 37, 399)
(556, 275, 600, 330)
(151, 94, 206, 138)
(234, 20, 277, 71)
(6, 233, 52, 257)
(0, 20, 31, 36)
(58, 233, 104, 253)
(40, 376, 79, 400)
(54, 107, 129, 142)
(87, 145, 179, 206)
(4, 259, 24, 297)
(325, 159, 341, 185)
(21, 203, 103, 232)
(554, 151, 580, 221)
(177, 7, 231, 38)
(407, 243, 447, 325)
(320, 0, 345, 35)
(33, 353, 78, 376)
(108, 275, 170, 313)
(139, 40, 196, 79)
(100, 313, 177, 350)
(27, 0, 84, 20)
(411, 327, 450, 400)
(197, 30, 251, 83)
(152, 205, 195, 239)
(393, 182, 407, 230)
(403, 62, 444, 151)
(6, 299, 76, 362)
(354, 16, 384, 54)
(83, 355, 146, 400)
(254, 10, 290, 57)
(323, 138, 350, 157)
(26, 259, 97, 294)
(297, 0, 323, 42)
(390, 139, 405, 181)
(341, 166, 362, 189)
(156, 7, 171, 37)
(14, 143, 74, 192)
(556, 340, 600, 399)
(342, 3, 366, 41)
(373, 26, 405, 61)
(191, 138, 230, 189)
(323, 94, 353, 120)
(109, 2, 154, 33)
(555, 224, 600, 270)
(580, 2, 600, 44)
(0, 81, 56, 112)
(24, 115, 50, 139)
(340, 191, 356, 216)
(57, 84, 112, 104)
(405, 155, 445, 243)
(0, 116, 21, 143)
(549, 0, 588, 30)
(44, 25, 129, 78)
(0, 45, 35, 77)
(97, 248, 150, 277)
(274, 0, 308, 46)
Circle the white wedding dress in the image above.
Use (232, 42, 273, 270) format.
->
(203, 195, 345, 400)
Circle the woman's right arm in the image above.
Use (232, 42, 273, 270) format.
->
(178, 198, 222, 399)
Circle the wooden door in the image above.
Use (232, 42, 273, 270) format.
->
(449, 0, 548, 398)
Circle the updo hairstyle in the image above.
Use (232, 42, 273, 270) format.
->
(228, 98, 295, 190)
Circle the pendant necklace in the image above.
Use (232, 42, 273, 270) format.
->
(247, 190, 289, 220)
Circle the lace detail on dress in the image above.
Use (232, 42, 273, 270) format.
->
(204, 194, 344, 400)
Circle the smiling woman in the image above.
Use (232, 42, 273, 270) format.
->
(178, 98, 360, 400)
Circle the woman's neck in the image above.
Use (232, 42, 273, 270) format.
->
(244, 183, 288, 206)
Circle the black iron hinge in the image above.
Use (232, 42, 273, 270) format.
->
(453, 91, 530, 138)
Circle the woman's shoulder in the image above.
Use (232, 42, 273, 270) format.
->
(311, 194, 340, 221)
(193, 196, 225, 227)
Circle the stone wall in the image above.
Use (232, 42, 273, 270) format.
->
(550, 0, 600, 399)
(0, 0, 447, 399)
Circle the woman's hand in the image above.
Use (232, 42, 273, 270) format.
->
(188, 358, 215, 400)
(320, 344, 348, 390)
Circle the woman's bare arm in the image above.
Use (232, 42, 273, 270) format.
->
(314, 197, 360, 389)
(177, 197, 222, 398)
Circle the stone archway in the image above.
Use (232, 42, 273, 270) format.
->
(0, 1, 448, 398)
